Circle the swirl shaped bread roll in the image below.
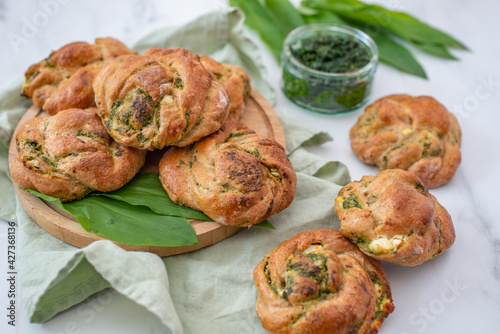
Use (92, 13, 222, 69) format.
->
(20, 38, 135, 115)
(253, 229, 394, 334)
(350, 94, 461, 188)
(10, 108, 146, 202)
(335, 169, 455, 266)
(93, 47, 229, 150)
(158, 120, 296, 227)
(199, 55, 251, 120)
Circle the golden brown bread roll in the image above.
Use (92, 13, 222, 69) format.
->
(199, 55, 251, 120)
(20, 37, 136, 115)
(335, 169, 455, 266)
(253, 229, 394, 334)
(93, 47, 229, 150)
(158, 120, 296, 227)
(349, 94, 461, 188)
(10, 108, 146, 202)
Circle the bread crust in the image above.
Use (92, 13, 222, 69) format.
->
(10, 108, 146, 202)
(158, 120, 296, 227)
(93, 48, 229, 150)
(335, 169, 456, 266)
(20, 38, 136, 115)
(350, 94, 462, 188)
(253, 229, 394, 334)
(199, 55, 251, 120)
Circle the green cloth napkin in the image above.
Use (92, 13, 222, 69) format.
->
(0, 7, 350, 333)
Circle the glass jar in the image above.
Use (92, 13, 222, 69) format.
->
(281, 23, 378, 114)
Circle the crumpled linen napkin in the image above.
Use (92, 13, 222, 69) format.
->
(0, 7, 350, 334)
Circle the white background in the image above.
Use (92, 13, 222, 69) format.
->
(1, 0, 500, 333)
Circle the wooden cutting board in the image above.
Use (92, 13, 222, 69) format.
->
(8, 88, 286, 256)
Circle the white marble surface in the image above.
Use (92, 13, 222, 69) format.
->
(1, 0, 499, 333)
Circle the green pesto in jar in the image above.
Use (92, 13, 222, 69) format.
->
(291, 34, 371, 74)
(281, 24, 378, 114)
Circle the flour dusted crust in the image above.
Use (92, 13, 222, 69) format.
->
(199, 55, 251, 120)
(158, 120, 296, 227)
(335, 169, 455, 266)
(350, 94, 462, 188)
(93, 47, 229, 150)
(253, 229, 394, 334)
(10, 108, 146, 202)
(20, 38, 136, 115)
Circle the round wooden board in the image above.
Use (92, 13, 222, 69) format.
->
(8, 88, 285, 256)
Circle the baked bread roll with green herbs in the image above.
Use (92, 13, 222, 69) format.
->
(253, 229, 394, 334)
(93, 47, 229, 150)
(158, 120, 296, 227)
(199, 55, 251, 120)
(20, 37, 135, 115)
(10, 108, 146, 202)
(335, 169, 455, 266)
(350, 94, 461, 188)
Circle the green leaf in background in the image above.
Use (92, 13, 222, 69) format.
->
(26, 188, 199, 247)
(300, 9, 347, 25)
(373, 5, 468, 50)
(295, 7, 428, 78)
(229, 0, 285, 61)
(301, 0, 468, 50)
(232, 0, 466, 78)
(366, 30, 427, 79)
(413, 43, 458, 60)
(94, 172, 212, 221)
(264, 0, 306, 35)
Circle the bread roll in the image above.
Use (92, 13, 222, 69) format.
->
(335, 169, 455, 266)
(10, 108, 146, 202)
(350, 94, 461, 188)
(253, 229, 394, 334)
(199, 55, 251, 120)
(21, 37, 135, 115)
(93, 47, 229, 150)
(158, 120, 296, 227)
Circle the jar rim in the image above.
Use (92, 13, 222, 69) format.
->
(283, 23, 379, 78)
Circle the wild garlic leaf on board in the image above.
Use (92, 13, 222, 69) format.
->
(93, 172, 212, 221)
(26, 188, 199, 247)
